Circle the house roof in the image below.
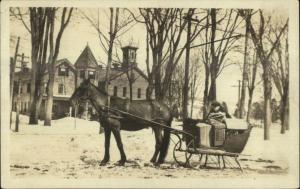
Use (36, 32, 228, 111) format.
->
(98, 66, 148, 82)
(54, 58, 76, 71)
(74, 45, 98, 68)
(121, 45, 138, 50)
(44, 58, 75, 73)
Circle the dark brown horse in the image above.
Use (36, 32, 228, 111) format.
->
(70, 79, 177, 166)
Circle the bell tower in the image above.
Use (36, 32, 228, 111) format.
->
(121, 46, 138, 68)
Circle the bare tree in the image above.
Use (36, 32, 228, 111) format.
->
(44, 8, 73, 126)
(189, 54, 202, 117)
(182, 9, 195, 119)
(199, 9, 242, 118)
(82, 8, 135, 92)
(246, 51, 259, 122)
(13, 8, 49, 124)
(167, 62, 184, 112)
(238, 10, 252, 119)
(239, 9, 288, 140)
(269, 26, 289, 133)
(10, 8, 73, 125)
(129, 8, 207, 101)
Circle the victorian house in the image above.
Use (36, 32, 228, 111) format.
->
(12, 44, 151, 119)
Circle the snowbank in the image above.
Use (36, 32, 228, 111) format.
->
(10, 112, 101, 134)
(9, 113, 293, 179)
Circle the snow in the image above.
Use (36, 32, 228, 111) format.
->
(8, 112, 296, 181)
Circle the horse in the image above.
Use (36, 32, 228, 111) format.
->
(70, 79, 177, 166)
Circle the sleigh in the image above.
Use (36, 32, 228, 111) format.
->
(172, 118, 252, 171)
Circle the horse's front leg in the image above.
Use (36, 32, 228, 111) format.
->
(100, 126, 111, 166)
(112, 128, 127, 166)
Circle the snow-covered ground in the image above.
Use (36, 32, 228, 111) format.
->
(8, 113, 294, 179)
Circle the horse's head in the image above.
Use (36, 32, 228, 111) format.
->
(70, 79, 93, 107)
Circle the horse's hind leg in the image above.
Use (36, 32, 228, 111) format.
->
(150, 128, 162, 163)
(112, 129, 127, 166)
(100, 127, 111, 166)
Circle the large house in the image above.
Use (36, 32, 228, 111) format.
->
(12, 44, 152, 119)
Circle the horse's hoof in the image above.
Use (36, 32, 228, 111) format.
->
(116, 160, 126, 166)
(150, 158, 156, 163)
(156, 159, 164, 164)
(100, 160, 109, 166)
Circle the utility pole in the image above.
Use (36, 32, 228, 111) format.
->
(182, 12, 193, 120)
(10, 37, 20, 129)
(231, 80, 241, 113)
(14, 53, 29, 132)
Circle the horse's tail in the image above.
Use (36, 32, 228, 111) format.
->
(159, 104, 178, 161)
(158, 119, 172, 163)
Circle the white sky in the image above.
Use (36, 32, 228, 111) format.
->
(10, 8, 286, 114)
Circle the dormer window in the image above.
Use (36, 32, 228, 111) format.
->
(58, 65, 69, 76)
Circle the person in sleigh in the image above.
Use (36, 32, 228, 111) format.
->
(206, 101, 231, 146)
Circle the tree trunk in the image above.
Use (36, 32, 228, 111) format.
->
(208, 76, 217, 103)
(263, 63, 272, 140)
(190, 88, 194, 118)
(129, 82, 133, 101)
(10, 37, 20, 127)
(283, 94, 289, 130)
(155, 49, 163, 100)
(29, 74, 42, 124)
(280, 88, 289, 133)
(246, 89, 254, 122)
(29, 51, 39, 124)
(44, 75, 54, 126)
(208, 8, 217, 104)
(239, 12, 251, 119)
(202, 67, 210, 119)
(146, 81, 154, 100)
(182, 15, 192, 119)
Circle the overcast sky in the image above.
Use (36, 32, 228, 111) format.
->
(10, 8, 287, 115)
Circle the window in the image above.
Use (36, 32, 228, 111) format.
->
(27, 83, 31, 93)
(80, 70, 85, 79)
(58, 66, 69, 76)
(58, 84, 65, 94)
(113, 86, 118, 97)
(20, 84, 23, 94)
(24, 102, 27, 112)
(123, 87, 127, 97)
(130, 51, 135, 59)
(44, 83, 48, 94)
(88, 71, 95, 79)
(13, 81, 18, 94)
(137, 88, 141, 99)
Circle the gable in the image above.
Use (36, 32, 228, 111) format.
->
(55, 59, 76, 72)
(74, 45, 98, 68)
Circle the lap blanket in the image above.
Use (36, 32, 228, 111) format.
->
(208, 118, 226, 147)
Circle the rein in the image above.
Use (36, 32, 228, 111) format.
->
(98, 104, 195, 139)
